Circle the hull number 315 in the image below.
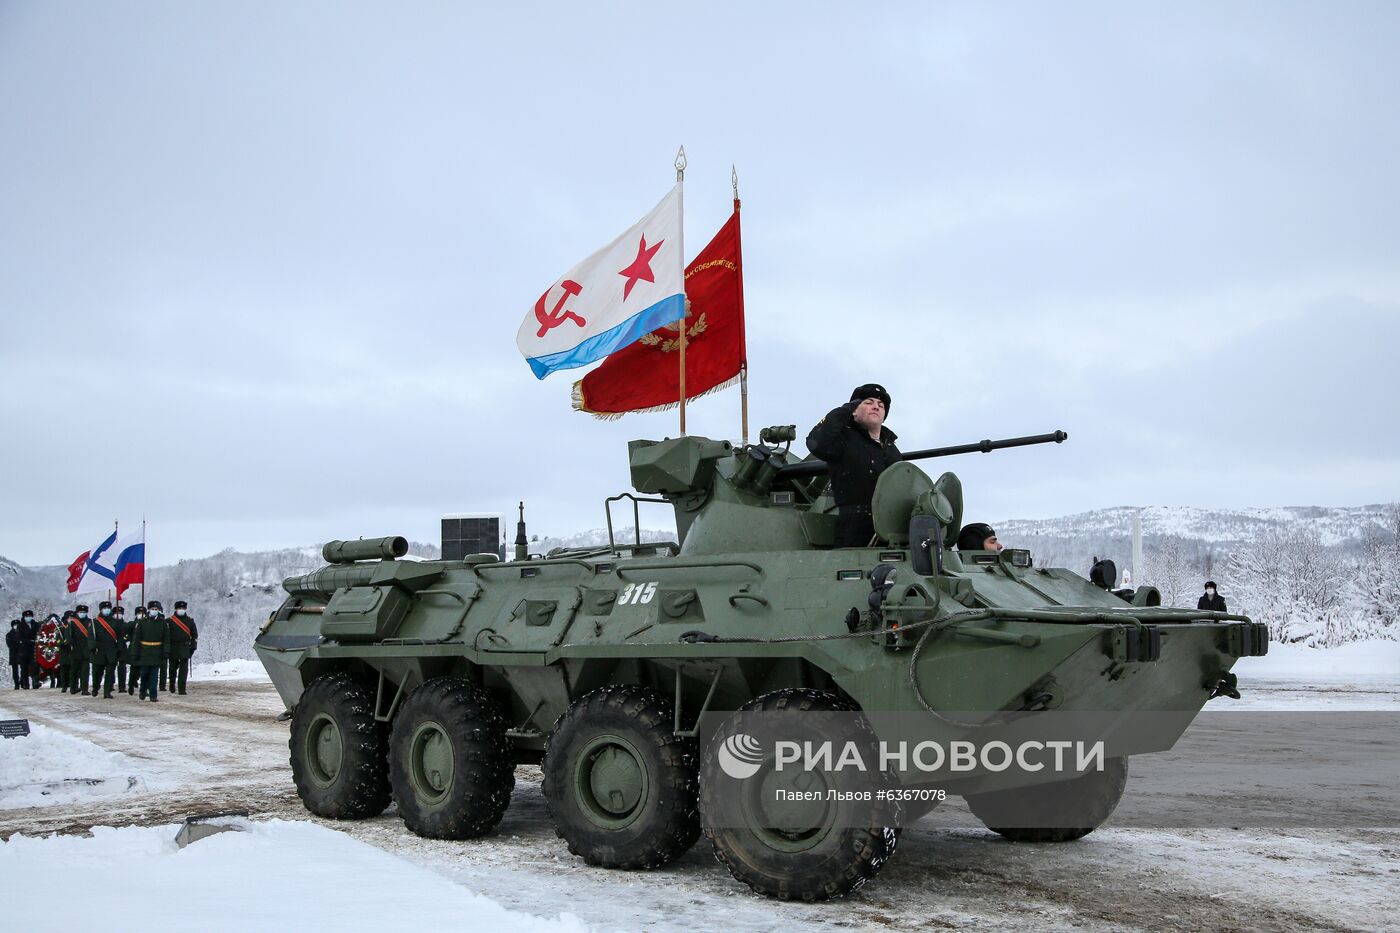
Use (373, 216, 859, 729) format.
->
(618, 582, 657, 605)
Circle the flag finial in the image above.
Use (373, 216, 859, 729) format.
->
(732, 164, 739, 200)
(675, 145, 687, 182)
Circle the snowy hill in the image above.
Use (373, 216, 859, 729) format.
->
(2, 507, 1395, 659)
(998, 504, 1393, 553)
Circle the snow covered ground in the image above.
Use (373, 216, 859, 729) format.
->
(0, 714, 175, 809)
(0, 819, 587, 933)
(0, 653, 1395, 931)
(191, 657, 270, 681)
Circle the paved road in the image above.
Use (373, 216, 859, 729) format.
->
(2, 681, 1397, 932)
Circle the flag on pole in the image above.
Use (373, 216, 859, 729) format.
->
(517, 184, 686, 379)
(572, 207, 744, 417)
(66, 530, 118, 595)
(112, 530, 145, 599)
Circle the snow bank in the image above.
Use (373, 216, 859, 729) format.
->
(191, 657, 270, 681)
(0, 714, 172, 810)
(0, 819, 589, 932)
(1242, 638, 1400, 684)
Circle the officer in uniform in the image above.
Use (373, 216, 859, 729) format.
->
(805, 384, 902, 548)
(91, 601, 122, 699)
(153, 601, 171, 692)
(113, 603, 132, 694)
(69, 604, 94, 696)
(7, 620, 23, 688)
(56, 610, 73, 691)
(166, 600, 198, 695)
(131, 600, 170, 701)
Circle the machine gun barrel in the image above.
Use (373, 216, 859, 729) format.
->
(773, 430, 1068, 481)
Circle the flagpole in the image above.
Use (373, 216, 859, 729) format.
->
(109, 518, 117, 606)
(675, 145, 688, 435)
(733, 164, 749, 446)
(140, 517, 146, 606)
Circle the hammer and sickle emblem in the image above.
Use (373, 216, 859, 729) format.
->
(534, 279, 586, 337)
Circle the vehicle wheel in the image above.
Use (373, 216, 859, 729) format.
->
(542, 684, 700, 869)
(700, 688, 900, 901)
(965, 756, 1129, 843)
(288, 673, 391, 819)
(389, 676, 515, 839)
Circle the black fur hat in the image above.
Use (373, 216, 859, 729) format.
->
(849, 383, 891, 413)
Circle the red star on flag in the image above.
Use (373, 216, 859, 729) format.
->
(618, 234, 664, 300)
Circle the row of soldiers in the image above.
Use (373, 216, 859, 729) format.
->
(5, 599, 198, 701)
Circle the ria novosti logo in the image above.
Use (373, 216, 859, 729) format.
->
(714, 730, 1106, 780)
(717, 733, 766, 779)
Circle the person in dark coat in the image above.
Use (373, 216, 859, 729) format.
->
(113, 603, 132, 694)
(166, 600, 198, 695)
(806, 383, 902, 548)
(91, 600, 122, 699)
(18, 610, 38, 688)
(131, 600, 170, 701)
(68, 604, 95, 696)
(1197, 581, 1227, 612)
(6, 620, 23, 688)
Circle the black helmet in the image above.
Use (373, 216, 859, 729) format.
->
(957, 522, 996, 552)
(849, 383, 891, 413)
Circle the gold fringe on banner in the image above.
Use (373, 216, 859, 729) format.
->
(572, 372, 742, 421)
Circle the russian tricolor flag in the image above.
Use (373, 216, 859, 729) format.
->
(112, 531, 145, 598)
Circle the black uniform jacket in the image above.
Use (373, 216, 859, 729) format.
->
(1197, 593, 1228, 612)
(805, 405, 902, 510)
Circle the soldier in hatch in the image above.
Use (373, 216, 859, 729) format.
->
(805, 384, 902, 548)
(956, 523, 1004, 553)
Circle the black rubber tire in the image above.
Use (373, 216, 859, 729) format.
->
(700, 688, 900, 902)
(389, 676, 515, 840)
(965, 756, 1129, 843)
(288, 673, 391, 819)
(542, 684, 700, 869)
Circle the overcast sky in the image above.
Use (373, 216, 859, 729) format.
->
(2, 1, 1397, 566)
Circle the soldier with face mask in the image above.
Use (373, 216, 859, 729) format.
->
(132, 600, 170, 701)
(166, 600, 198, 695)
(113, 603, 132, 694)
(1198, 581, 1227, 613)
(68, 604, 94, 696)
(91, 600, 121, 699)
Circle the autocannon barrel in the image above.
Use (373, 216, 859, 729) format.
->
(321, 536, 408, 564)
(773, 430, 1069, 481)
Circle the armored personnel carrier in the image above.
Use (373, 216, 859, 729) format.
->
(254, 426, 1265, 901)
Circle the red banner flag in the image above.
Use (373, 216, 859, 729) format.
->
(573, 206, 745, 417)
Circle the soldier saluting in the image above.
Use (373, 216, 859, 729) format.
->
(167, 600, 197, 695)
(805, 384, 902, 548)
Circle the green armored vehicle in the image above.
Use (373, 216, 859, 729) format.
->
(254, 427, 1266, 901)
